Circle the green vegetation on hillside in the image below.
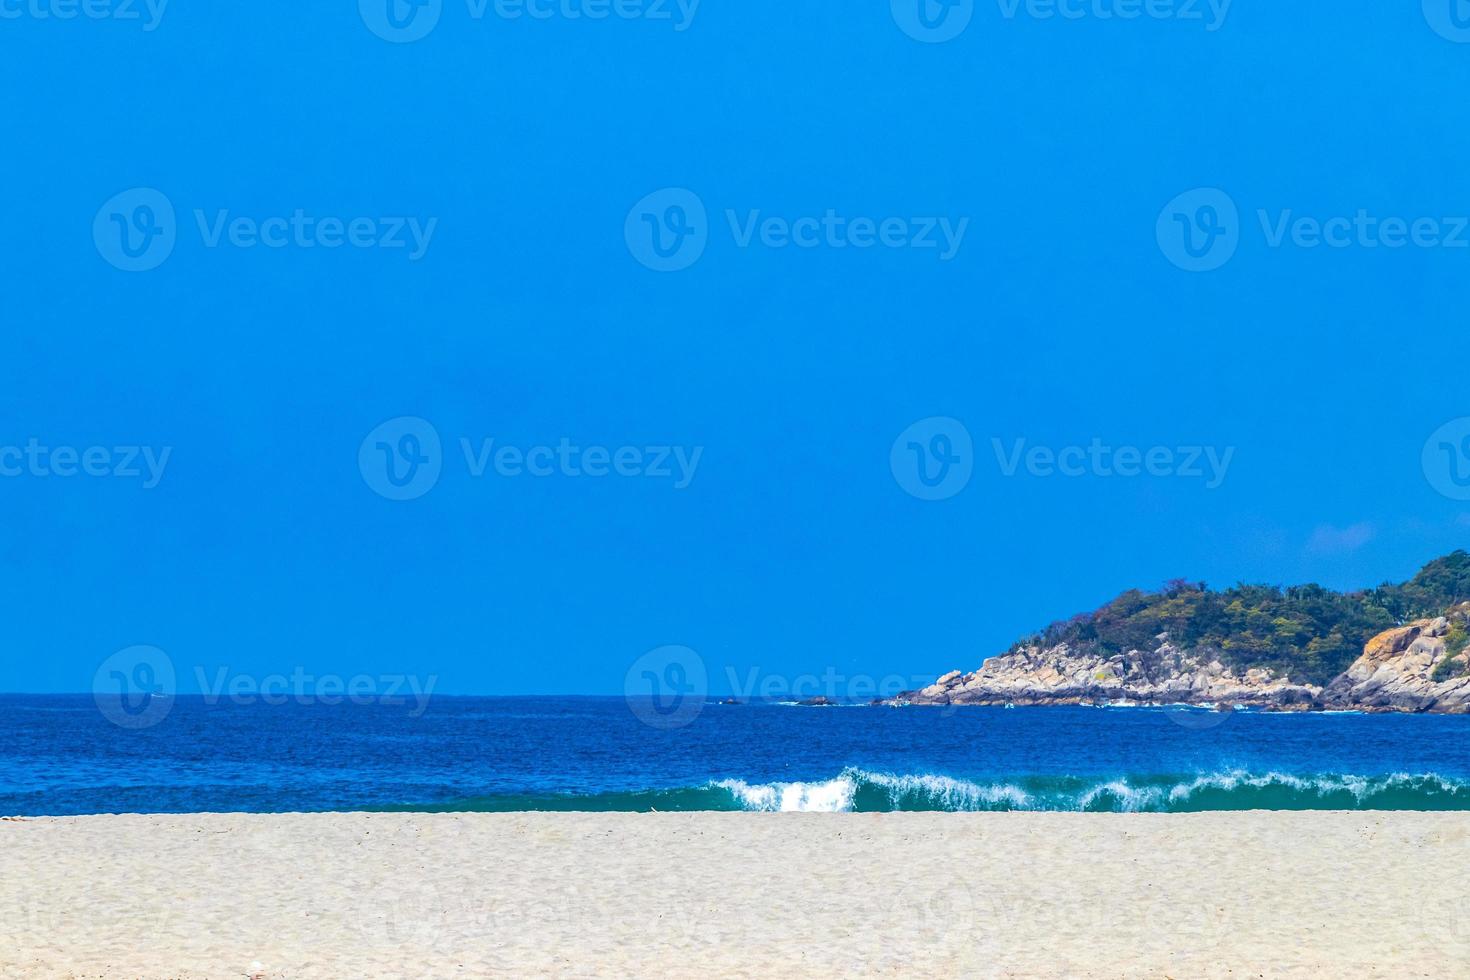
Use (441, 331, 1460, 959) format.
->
(1431, 622, 1470, 683)
(1013, 552, 1470, 686)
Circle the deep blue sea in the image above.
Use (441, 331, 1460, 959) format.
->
(5, 695, 1470, 815)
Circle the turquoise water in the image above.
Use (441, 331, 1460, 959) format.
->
(4, 696, 1470, 814)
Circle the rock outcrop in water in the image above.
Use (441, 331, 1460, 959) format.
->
(892, 637, 1321, 710)
(886, 559, 1470, 714)
(1320, 609, 1470, 713)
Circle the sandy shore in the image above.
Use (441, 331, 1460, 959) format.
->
(2, 811, 1467, 978)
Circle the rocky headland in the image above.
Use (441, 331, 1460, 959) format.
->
(887, 554, 1470, 714)
(1319, 613, 1470, 712)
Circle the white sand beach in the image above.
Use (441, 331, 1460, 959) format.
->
(2, 811, 1467, 978)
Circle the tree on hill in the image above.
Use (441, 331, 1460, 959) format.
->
(1012, 552, 1470, 687)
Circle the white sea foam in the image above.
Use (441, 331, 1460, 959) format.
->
(714, 769, 1031, 812)
(1077, 779, 1166, 812)
(863, 771, 1033, 809)
(715, 776, 857, 812)
(712, 769, 1470, 812)
(1250, 770, 1455, 801)
(1088, 770, 1469, 810)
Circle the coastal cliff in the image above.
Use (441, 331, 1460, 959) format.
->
(1319, 610, 1470, 712)
(896, 640, 1322, 709)
(889, 553, 1470, 714)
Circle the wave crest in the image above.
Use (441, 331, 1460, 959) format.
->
(713, 770, 1031, 812)
(711, 768, 1470, 813)
(399, 769, 1470, 813)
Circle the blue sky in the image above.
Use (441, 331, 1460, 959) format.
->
(2, 2, 1468, 695)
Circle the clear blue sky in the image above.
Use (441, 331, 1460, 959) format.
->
(2, 4, 1468, 694)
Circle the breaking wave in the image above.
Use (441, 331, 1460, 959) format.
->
(393, 768, 1470, 813)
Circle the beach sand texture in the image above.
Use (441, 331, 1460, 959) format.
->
(2, 811, 1467, 978)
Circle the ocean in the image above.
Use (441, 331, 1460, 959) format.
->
(5, 695, 1470, 815)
